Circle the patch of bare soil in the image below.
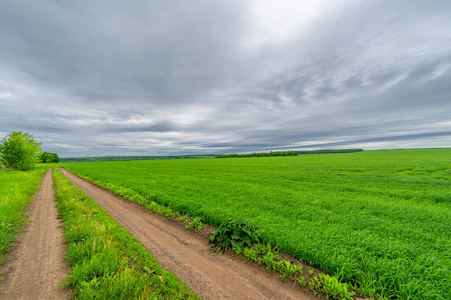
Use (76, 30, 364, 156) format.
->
(61, 168, 320, 300)
(0, 169, 70, 300)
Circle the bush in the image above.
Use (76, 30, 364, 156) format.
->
(0, 131, 42, 170)
(40, 152, 60, 163)
(209, 218, 260, 253)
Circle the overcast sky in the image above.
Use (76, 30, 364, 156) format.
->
(1, 1, 450, 157)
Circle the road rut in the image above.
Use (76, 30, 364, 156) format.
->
(61, 168, 315, 300)
(0, 169, 70, 300)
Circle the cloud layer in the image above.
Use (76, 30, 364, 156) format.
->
(1, 0, 450, 157)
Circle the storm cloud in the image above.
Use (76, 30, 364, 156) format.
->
(1, 0, 450, 157)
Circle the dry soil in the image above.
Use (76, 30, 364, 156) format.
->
(0, 169, 70, 300)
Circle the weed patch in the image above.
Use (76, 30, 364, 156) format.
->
(209, 218, 259, 253)
(308, 272, 356, 300)
(236, 243, 304, 282)
(185, 216, 204, 232)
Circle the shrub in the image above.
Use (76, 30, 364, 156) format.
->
(209, 218, 259, 253)
(0, 131, 42, 170)
(40, 152, 60, 163)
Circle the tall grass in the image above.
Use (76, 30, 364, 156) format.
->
(0, 167, 46, 267)
(62, 149, 451, 299)
(52, 168, 201, 299)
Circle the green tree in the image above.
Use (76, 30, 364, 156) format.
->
(39, 151, 60, 163)
(0, 131, 42, 170)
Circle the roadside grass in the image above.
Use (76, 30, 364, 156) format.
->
(61, 149, 451, 299)
(52, 168, 201, 299)
(0, 167, 46, 269)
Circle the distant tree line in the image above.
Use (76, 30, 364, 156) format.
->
(216, 149, 364, 159)
(216, 151, 298, 158)
(296, 149, 363, 154)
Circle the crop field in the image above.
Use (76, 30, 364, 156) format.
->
(0, 167, 46, 265)
(62, 149, 451, 299)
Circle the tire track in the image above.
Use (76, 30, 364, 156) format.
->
(0, 169, 70, 300)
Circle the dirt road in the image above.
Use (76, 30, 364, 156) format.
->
(61, 168, 316, 300)
(0, 169, 70, 300)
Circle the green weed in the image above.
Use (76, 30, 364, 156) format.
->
(209, 218, 259, 253)
(308, 273, 356, 300)
(185, 217, 204, 232)
(178, 215, 191, 224)
(237, 242, 304, 284)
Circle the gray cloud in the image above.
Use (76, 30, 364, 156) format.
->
(1, 0, 451, 157)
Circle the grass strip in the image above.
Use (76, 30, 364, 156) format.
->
(52, 168, 201, 299)
(0, 167, 46, 268)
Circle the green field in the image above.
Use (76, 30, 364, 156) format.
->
(0, 167, 46, 266)
(62, 149, 451, 299)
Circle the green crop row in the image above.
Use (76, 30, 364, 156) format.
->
(0, 167, 46, 268)
(52, 168, 201, 299)
(61, 149, 451, 299)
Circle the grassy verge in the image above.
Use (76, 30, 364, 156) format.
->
(0, 167, 46, 268)
(52, 168, 201, 299)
